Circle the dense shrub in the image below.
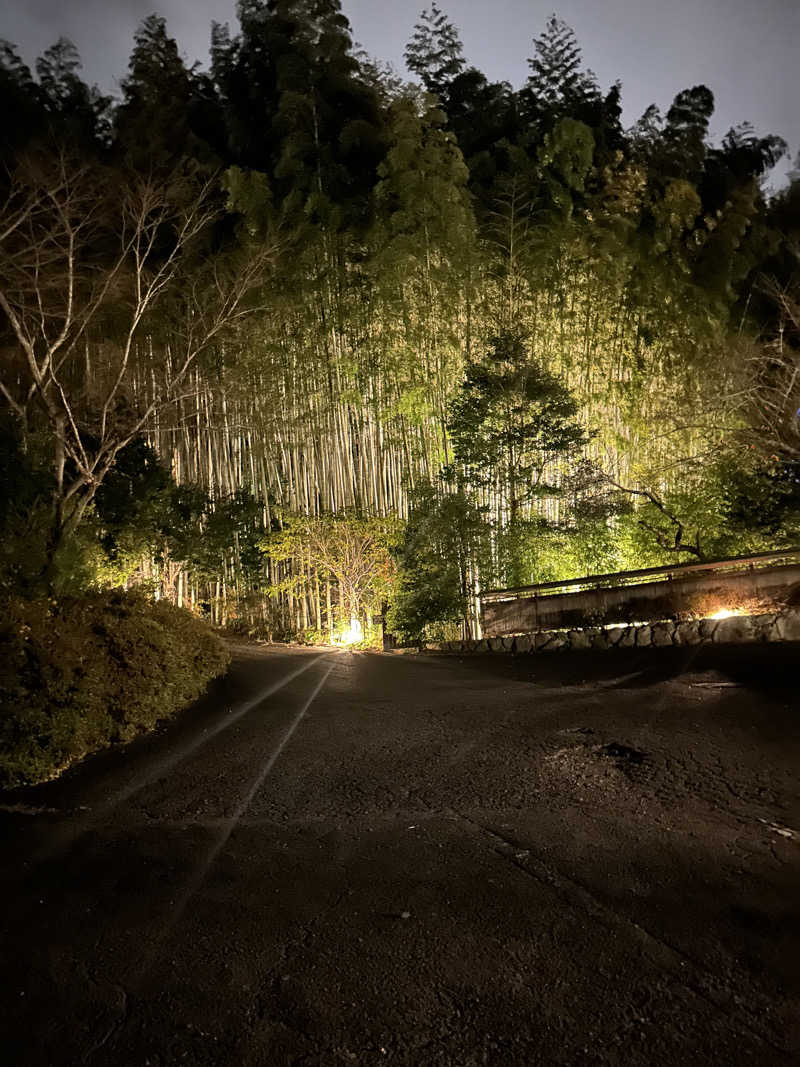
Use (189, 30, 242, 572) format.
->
(0, 591, 231, 787)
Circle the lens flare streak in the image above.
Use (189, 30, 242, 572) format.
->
(106, 653, 330, 805)
(137, 662, 336, 976)
(33, 653, 329, 865)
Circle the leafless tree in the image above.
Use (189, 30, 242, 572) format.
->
(0, 151, 278, 578)
(744, 278, 800, 465)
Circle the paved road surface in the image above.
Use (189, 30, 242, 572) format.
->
(1, 643, 799, 1065)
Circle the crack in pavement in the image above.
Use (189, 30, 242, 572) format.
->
(80, 981, 129, 1065)
(448, 806, 794, 1062)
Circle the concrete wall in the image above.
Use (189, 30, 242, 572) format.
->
(427, 609, 800, 656)
(482, 563, 800, 637)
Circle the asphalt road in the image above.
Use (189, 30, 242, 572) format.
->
(1, 642, 799, 1066)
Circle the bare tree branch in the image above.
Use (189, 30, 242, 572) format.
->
(603, 475, 704, 559)
(0, 152, 281, 574)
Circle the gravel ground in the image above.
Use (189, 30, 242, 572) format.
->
(0, 642, 798, 1065)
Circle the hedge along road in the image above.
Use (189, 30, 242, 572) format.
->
(0, 642, 798, 1065)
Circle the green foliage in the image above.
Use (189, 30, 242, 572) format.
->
(659, 85, 715, 181)
(388, 481, 488, 643)
(0, 423, 110, 597)
(473, 450, 800, 588)
(448, 331, 587, 520)
(405, 4, 466, 100)
(266, 511, 399, 622)
(0, 591, 230, 787)
(90, 440, 267, 595)
(223, 166, 275, 238)
(375, 95, 472, 256)
(215, 0, 386, 228)
(291, 620, 384, 649)
(0, 40, 45, 150)
(544, 455, 800, 579)
(521, 15, 600, 134)
(723, 457, 800, 544)
(0, 36, 110, 151)
(36, 38, 112, 146)
(0, 424, 53, 597)
(0, 425, 266, 604)
(0, 6, 795, 646)
(114, 14, 220, 169)
(651, 179, 701, 253)
(93, 437, 174, 556)
(189, 490, 266, 587)
(538, 117, 595, 212)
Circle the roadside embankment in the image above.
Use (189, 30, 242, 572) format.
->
(0, 591, 230, 788)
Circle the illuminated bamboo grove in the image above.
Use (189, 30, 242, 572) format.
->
(1, 4, 798, 643)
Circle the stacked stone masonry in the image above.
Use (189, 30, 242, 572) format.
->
(428, 610, 800, 655)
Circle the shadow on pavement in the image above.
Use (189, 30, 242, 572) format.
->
(424, 641, 800, 694)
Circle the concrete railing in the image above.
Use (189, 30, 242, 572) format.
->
(481, 550, 800, 637)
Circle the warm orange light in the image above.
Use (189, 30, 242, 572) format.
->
(335, 617, 363, 646)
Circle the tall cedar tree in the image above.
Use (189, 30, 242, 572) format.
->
(405, 6, 518, 197)
(521, 16, 600, 132)
(404, 4, 465, 99)
(213, 0, 386, 228)
(115, 15, 221, 170)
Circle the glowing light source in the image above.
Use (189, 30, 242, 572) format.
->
(337, 617, 363, 646)
(708, 608, 740, 620)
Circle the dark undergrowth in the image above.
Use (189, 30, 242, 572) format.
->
(0, 590, 230, 788)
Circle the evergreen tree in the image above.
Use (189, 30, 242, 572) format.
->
(629, 103, 663, 162)
(352, 47, 404, 107)
(404, 8, 519, 199)
(581, 82, 625, 167)
(0, 38, 110, 152)
(758, 167, 800, 294)
(701, 123, 786, 216)
(0, 41, 44, 151)
(405, 4, 465, 100)
(388, 480, 488, 642)
(36, 38, 112, 147)
(214, 0, 386, 228)
(521, 16, 600, 134)
(448, 331, 587, 526)
(115, 15, 219, 169)
(658, 85, 715, 181)
(372, 93, 474, 441)
(374, 94, 473, 261)
(537, 116, 595, 216)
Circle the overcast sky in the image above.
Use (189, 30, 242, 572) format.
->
(1, 0, 797, 186)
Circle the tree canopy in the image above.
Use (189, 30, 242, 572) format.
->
(0, 4, 797, 643)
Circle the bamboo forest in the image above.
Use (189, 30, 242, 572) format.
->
(2, 1, 799, 647)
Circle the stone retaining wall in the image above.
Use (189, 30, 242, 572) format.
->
(427, 609, 800, 655)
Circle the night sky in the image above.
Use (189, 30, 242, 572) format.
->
(1, 0, 797, 186)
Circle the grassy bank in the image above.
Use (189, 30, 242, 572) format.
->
(0, 591, 230, 788)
